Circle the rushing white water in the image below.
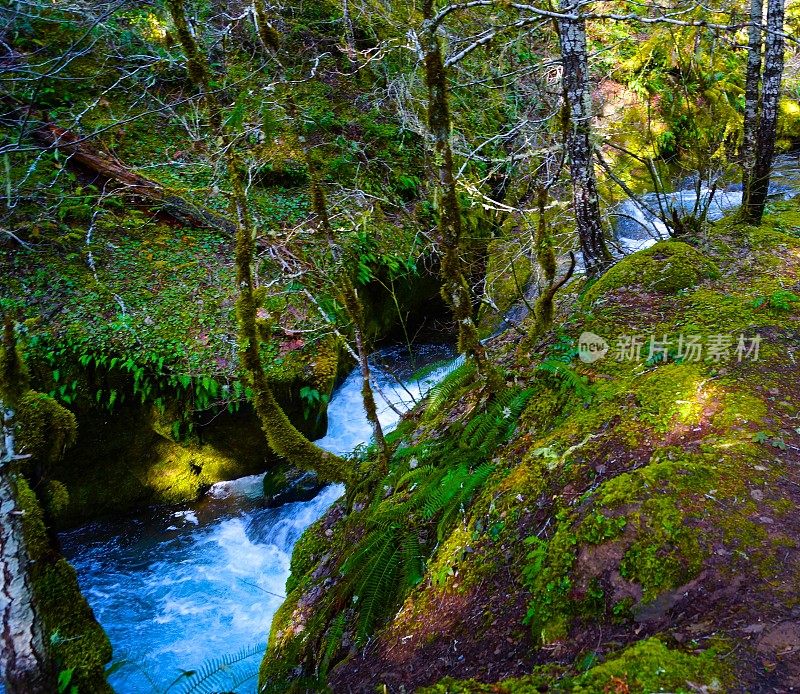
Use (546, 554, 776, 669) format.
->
(56, 344, 454, 694)
(613, 153, 800, 253)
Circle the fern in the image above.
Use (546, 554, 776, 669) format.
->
(537, 359, 592, 400)
(423, 358, 475, 419)
(178, 642, 264, 694)
(459, 387, 534, 457)
(408, 358, 458, 383)
(356, 544, 402, 642)
(318, 613, 347, 677)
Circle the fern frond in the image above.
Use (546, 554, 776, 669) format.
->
(424, 358, 475, 419)
(401, 532, 424, 588)
(178, 642, 265, 694)
(340, 525, 395, 578)
(394, 464, 437, 493)
(319, 613, 347, 677)
(409, 358, 457, 383)
(354, 543, 401, 643)
(537, 360, 592, 400)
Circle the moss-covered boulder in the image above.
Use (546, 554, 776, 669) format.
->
(15, 391, 76, 472)
(419, 637, 728, 692)
(584, 241, 720, 303)
(52, 402, 277, 526)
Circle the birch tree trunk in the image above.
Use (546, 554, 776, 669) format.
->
(743, 0, 785, 224)
(421, 2, 488, 372)
(741, 0, 764, 212)
(557, 2, 611, 276)
(0, 408, 54, 694)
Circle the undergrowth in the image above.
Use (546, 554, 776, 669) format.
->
(319, 383, 534, 666)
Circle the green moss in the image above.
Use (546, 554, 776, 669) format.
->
(571, 637, 727, 693)
(15, 390, 77, 469)
(44, 479, 71, 518)
(618, 501, 705, 602)
(633, 363, 707, 432)
(53, 403, 275, 526)
(15, 476, 113, 692)
(418, 638, 727, 692)
(0, 319, 30, 404)
(584, 241, 720, 304)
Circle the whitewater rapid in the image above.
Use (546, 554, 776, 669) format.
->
(58, 344, 454, 694)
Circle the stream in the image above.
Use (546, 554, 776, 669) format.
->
(614, 153, 800, 253)
(57, 344, 456, 694)
(5, 155, 799, 694)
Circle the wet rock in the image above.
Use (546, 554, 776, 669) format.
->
(263, 463, 324, 508)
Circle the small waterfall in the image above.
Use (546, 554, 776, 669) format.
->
(614, 154, 800, 254)
(57, 344, 455, 694)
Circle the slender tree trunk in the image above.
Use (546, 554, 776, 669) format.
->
(0, 408, 55, 694)
(166, 0, 351, 485)
(342, 0, 357, 58)
(535, 185, 556, 286)
(301, 134, 389, 472)
(743, 0, 785, 224)
(421, 2, 488, 371)
(741, 0, 764, 212)
(556, 2, 612, 276)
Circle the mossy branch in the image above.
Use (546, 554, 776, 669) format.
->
(166, 0, 351, 485)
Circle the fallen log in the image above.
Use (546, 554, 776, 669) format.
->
(32, 123, 237, 235)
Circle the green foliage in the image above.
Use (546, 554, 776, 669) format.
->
(423, 358, 475, 419)
(175, 642, 265, 694)
(536, 360, 592, 401)
(299, 385, 328, 421)
(336, 385, 534, 645)
(58, 668, 78, 694)
(752, 289, 800, 312)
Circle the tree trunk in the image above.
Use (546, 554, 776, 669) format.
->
(421, 2, 488, 371)
(557, 3, 612, 276)
(743, 0, 785, 224)
(301, 135, 389, 472)
(166, 0, 351, 485)
(741, 0, 764, 212)
(0, 409, 55, 694)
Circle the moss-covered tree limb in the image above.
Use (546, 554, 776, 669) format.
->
(421, 2, 489, 375)
(166, 0, 352, 485)
(287, 96, 390, 473)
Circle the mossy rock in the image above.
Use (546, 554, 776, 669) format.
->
(263, 461, 324, 507)
(15, 390, 77, 469)
(584, 241, 720, 304)
(419, 637, 727, 692)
